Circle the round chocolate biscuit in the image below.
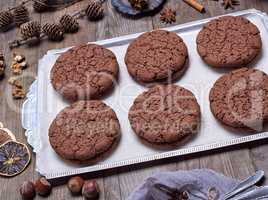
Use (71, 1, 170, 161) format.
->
(125, 30, 188, 83)
(51, 44, 119, 102)
(197, 16, 262, 68)
(128, 85, 201, 144)
(209, 68, 268, 130)
(49, 100, 120, 161)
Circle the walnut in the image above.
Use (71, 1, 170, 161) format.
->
(14, 54, 25, 63)
(12, 87, 26, 99)
(11, 53, 27, 75)
(9, 78, 26, 99)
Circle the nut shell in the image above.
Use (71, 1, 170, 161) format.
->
(82, 180, 100, 199)
(34, 177, 52, 196)
(68, 176, 84, 195)
(20, 181, 36, 200)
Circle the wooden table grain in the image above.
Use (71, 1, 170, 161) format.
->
(1, 0, 268, 199)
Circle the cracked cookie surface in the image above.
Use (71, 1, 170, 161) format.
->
(128, 85, 200, 144)
(49, 100, 120, 161)
(197, 16, 262, 68)
(51, 44, 119, 102)
(209, 68, 268, 130)
(125, 30, 188, 83)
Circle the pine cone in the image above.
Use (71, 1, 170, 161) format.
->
(59, 14, 79, 33)
(33, 0, 49, 13)
(13, 5, 30, 27)
(0, 11, 13, 31)
(20, 21, 41, 40)
(85, 1, 104, 21)
(42, 23, 64, 41)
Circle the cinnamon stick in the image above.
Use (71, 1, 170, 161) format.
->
(183, 0, 205, 13)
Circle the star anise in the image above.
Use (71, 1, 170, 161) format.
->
(222, 0, 240, 9)
(160, 8, 176, 24)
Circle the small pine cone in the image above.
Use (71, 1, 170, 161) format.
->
(42, 23, 64, 41)
(20, 21, 41, 40)
(59, 14, 79, 33)
(13, 5, 30, 27)
(85, 1, 104, 21)
(33, 0, 49, 13)
(0, 11, 13, 31)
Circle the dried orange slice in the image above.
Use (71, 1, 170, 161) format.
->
(0, 141, 31, 177)
(0, 122, 16, 145)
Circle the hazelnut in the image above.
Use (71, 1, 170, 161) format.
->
(20, 181, 36, 200)
(34, 177, 52, 196)
(82, 180, 100, 200)
(68, 176, 84, 195)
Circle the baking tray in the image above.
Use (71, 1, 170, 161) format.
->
(22, 9, 268, 179)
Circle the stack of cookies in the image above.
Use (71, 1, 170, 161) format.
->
(48, 15, 265, 164)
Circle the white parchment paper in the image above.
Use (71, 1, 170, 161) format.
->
(32, 9, 268, 178)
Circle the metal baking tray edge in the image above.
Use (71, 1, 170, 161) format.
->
(22, 9, 268, 179)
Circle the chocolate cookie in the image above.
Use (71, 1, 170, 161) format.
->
(51, 44, 119, 102)
(125, 30, 188, 83)
(209, 68, 268, 131)
(49, 100, 121, 161)
(128, 85, 200, 144)
(197, 16, 262, 68)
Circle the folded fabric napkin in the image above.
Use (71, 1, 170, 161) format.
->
(127, 169, 240, 200)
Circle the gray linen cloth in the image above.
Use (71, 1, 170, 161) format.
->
(127, 169, 239, 200)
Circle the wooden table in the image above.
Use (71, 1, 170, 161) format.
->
(1, 0, 268, 199)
